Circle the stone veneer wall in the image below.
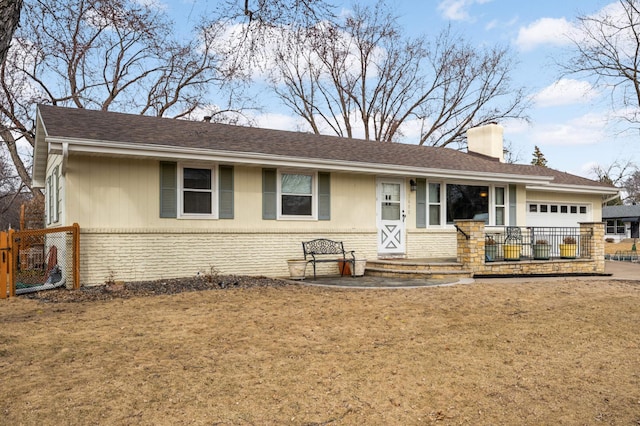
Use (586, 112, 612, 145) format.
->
(455, 220, 606, 276)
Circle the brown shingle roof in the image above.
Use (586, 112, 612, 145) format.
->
(37, 105, 614, 189)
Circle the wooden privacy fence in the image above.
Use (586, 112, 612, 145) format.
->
(0, 224, 80, 299)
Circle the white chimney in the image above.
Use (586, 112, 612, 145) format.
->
(466, 123, 504, 162)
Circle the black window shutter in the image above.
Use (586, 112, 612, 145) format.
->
(219, 165, 234, 219)
(160, 162, 177, 218)
(262, 168, 277, 219)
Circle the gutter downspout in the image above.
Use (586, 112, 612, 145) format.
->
(61, 142, 68, 176)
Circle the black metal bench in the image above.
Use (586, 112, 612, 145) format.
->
(302, 239, 355, 279)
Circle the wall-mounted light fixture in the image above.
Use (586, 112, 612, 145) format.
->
(410, 179, 417, 192)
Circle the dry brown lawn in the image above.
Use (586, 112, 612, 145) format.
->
(605, 239, 637, 255)
(1, 278, 640, 425)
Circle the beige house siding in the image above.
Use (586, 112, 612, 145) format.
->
(59, 156, 609, 286)
(65, 156, 378, 230)
(515, 185, 528, 226)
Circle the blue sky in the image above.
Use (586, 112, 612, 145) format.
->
(164, 0, 637, 179)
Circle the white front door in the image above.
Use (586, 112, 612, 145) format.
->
(377, 178, 406, 255)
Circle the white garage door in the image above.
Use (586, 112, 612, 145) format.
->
(526, 202, 591, 227)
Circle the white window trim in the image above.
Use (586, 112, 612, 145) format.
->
(46, 175, 51, 225)
(177, 163, 218, 219)
(491, 186, 507, 226)
(427, 181, 445, 228)
(52, 166, 59, 223)
(45, 166, 61, 225)
(277, 169, 317, 220)
(527, 202, 590, 215)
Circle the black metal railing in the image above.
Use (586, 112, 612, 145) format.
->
(484, 226, 592, 262)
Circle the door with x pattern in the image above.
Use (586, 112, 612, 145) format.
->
(377, 179, 406, 255)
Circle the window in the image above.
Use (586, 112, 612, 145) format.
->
(606, 219, 625, 235)
(446, 184, 489, 224)
(540, 204, 548, 213)
(182, 167, 213, 215)
(262, 169, 329, 220)
(580, 206, 587, 214)
(46, 166, 60, 224)
(56, 166, 62, 221)
(46, 176, 52, 225)
(160, 162, 234, 219)
(550, 205, 558, 213)
(428, 183, 441, 225)
(529, 204, 537, 213)
(280, 172, 314, 217)
(560, 205, 568, 213)
(570, 206, 577, 214)
(495, 187, 505, 225)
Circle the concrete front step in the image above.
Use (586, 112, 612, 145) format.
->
(365, 267, 473, 280)
(365, 259, 473, 279)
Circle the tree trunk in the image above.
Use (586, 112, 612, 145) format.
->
(0, 0, 24, 65)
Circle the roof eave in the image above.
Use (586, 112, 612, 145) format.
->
(526, 183, 619, 196)
(47, 137, 556, 185)
(32, 107, 49, 188)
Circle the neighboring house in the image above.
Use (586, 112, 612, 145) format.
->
(602, 205, 640, 241)
(32, 105, 618, 285)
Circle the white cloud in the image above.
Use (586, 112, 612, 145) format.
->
(527, 112, 608, 146)
(485, 19, 498, 30)
(253, 113, 312, 133)
(533, 79, 598, 107)
(437, 0, 492, 22)
(515, 17, 574, 51)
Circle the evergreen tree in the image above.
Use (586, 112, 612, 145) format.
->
(531, 145, 548, 167)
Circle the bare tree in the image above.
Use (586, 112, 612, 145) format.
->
(1, 0, 246, 197)
(562, 0, 640, 125)
(590, 159, 636, 205)
(239, 0, 332, 25)
(623, 169, 640, 204)
(0, 0, 23, 65)
(0, 149, 26, 230)
(591, 159, 635, 186)
(267, 1, 528, 146)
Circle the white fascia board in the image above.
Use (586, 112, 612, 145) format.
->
(526, 184, 619, 195)
(32, 109, 49, 188)
(47, 137, 554, 185)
